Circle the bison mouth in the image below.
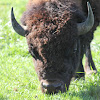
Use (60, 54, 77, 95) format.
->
(40, 79, 68, 94)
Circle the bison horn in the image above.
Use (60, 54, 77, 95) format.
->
(77, 2, 94, 35)
(11, 7, 27, 37)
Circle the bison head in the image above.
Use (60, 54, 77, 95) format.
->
(11, 2, 94, 94)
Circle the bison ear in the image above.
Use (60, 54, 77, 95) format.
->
(77, 2, 94, 35)
(11, 7, 28, 37)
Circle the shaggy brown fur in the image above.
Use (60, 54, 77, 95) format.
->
(20, 0, 99, 93)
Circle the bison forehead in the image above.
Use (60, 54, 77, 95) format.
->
(24, 2, 77, 41)
(26, 18, 77, 52)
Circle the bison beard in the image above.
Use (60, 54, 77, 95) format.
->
(11, 0, 97, 94)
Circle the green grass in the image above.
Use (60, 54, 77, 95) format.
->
(0, 0, 100, 100)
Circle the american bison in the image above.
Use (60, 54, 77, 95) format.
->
(11, 0, 99, 93)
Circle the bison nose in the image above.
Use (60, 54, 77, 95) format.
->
(41, 81, 62, 93)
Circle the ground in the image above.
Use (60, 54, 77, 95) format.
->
(0, 0, 100, 99)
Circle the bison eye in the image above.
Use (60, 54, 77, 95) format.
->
(28, 43, 39, 59)
(29, 44, 44, 61)
(29, 48, 38, 59)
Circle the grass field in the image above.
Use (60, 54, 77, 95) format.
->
(0, 0, 100, 100)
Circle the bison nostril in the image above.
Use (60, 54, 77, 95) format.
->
(42, 82, 62, 93)
(42, 82, 61, 88)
